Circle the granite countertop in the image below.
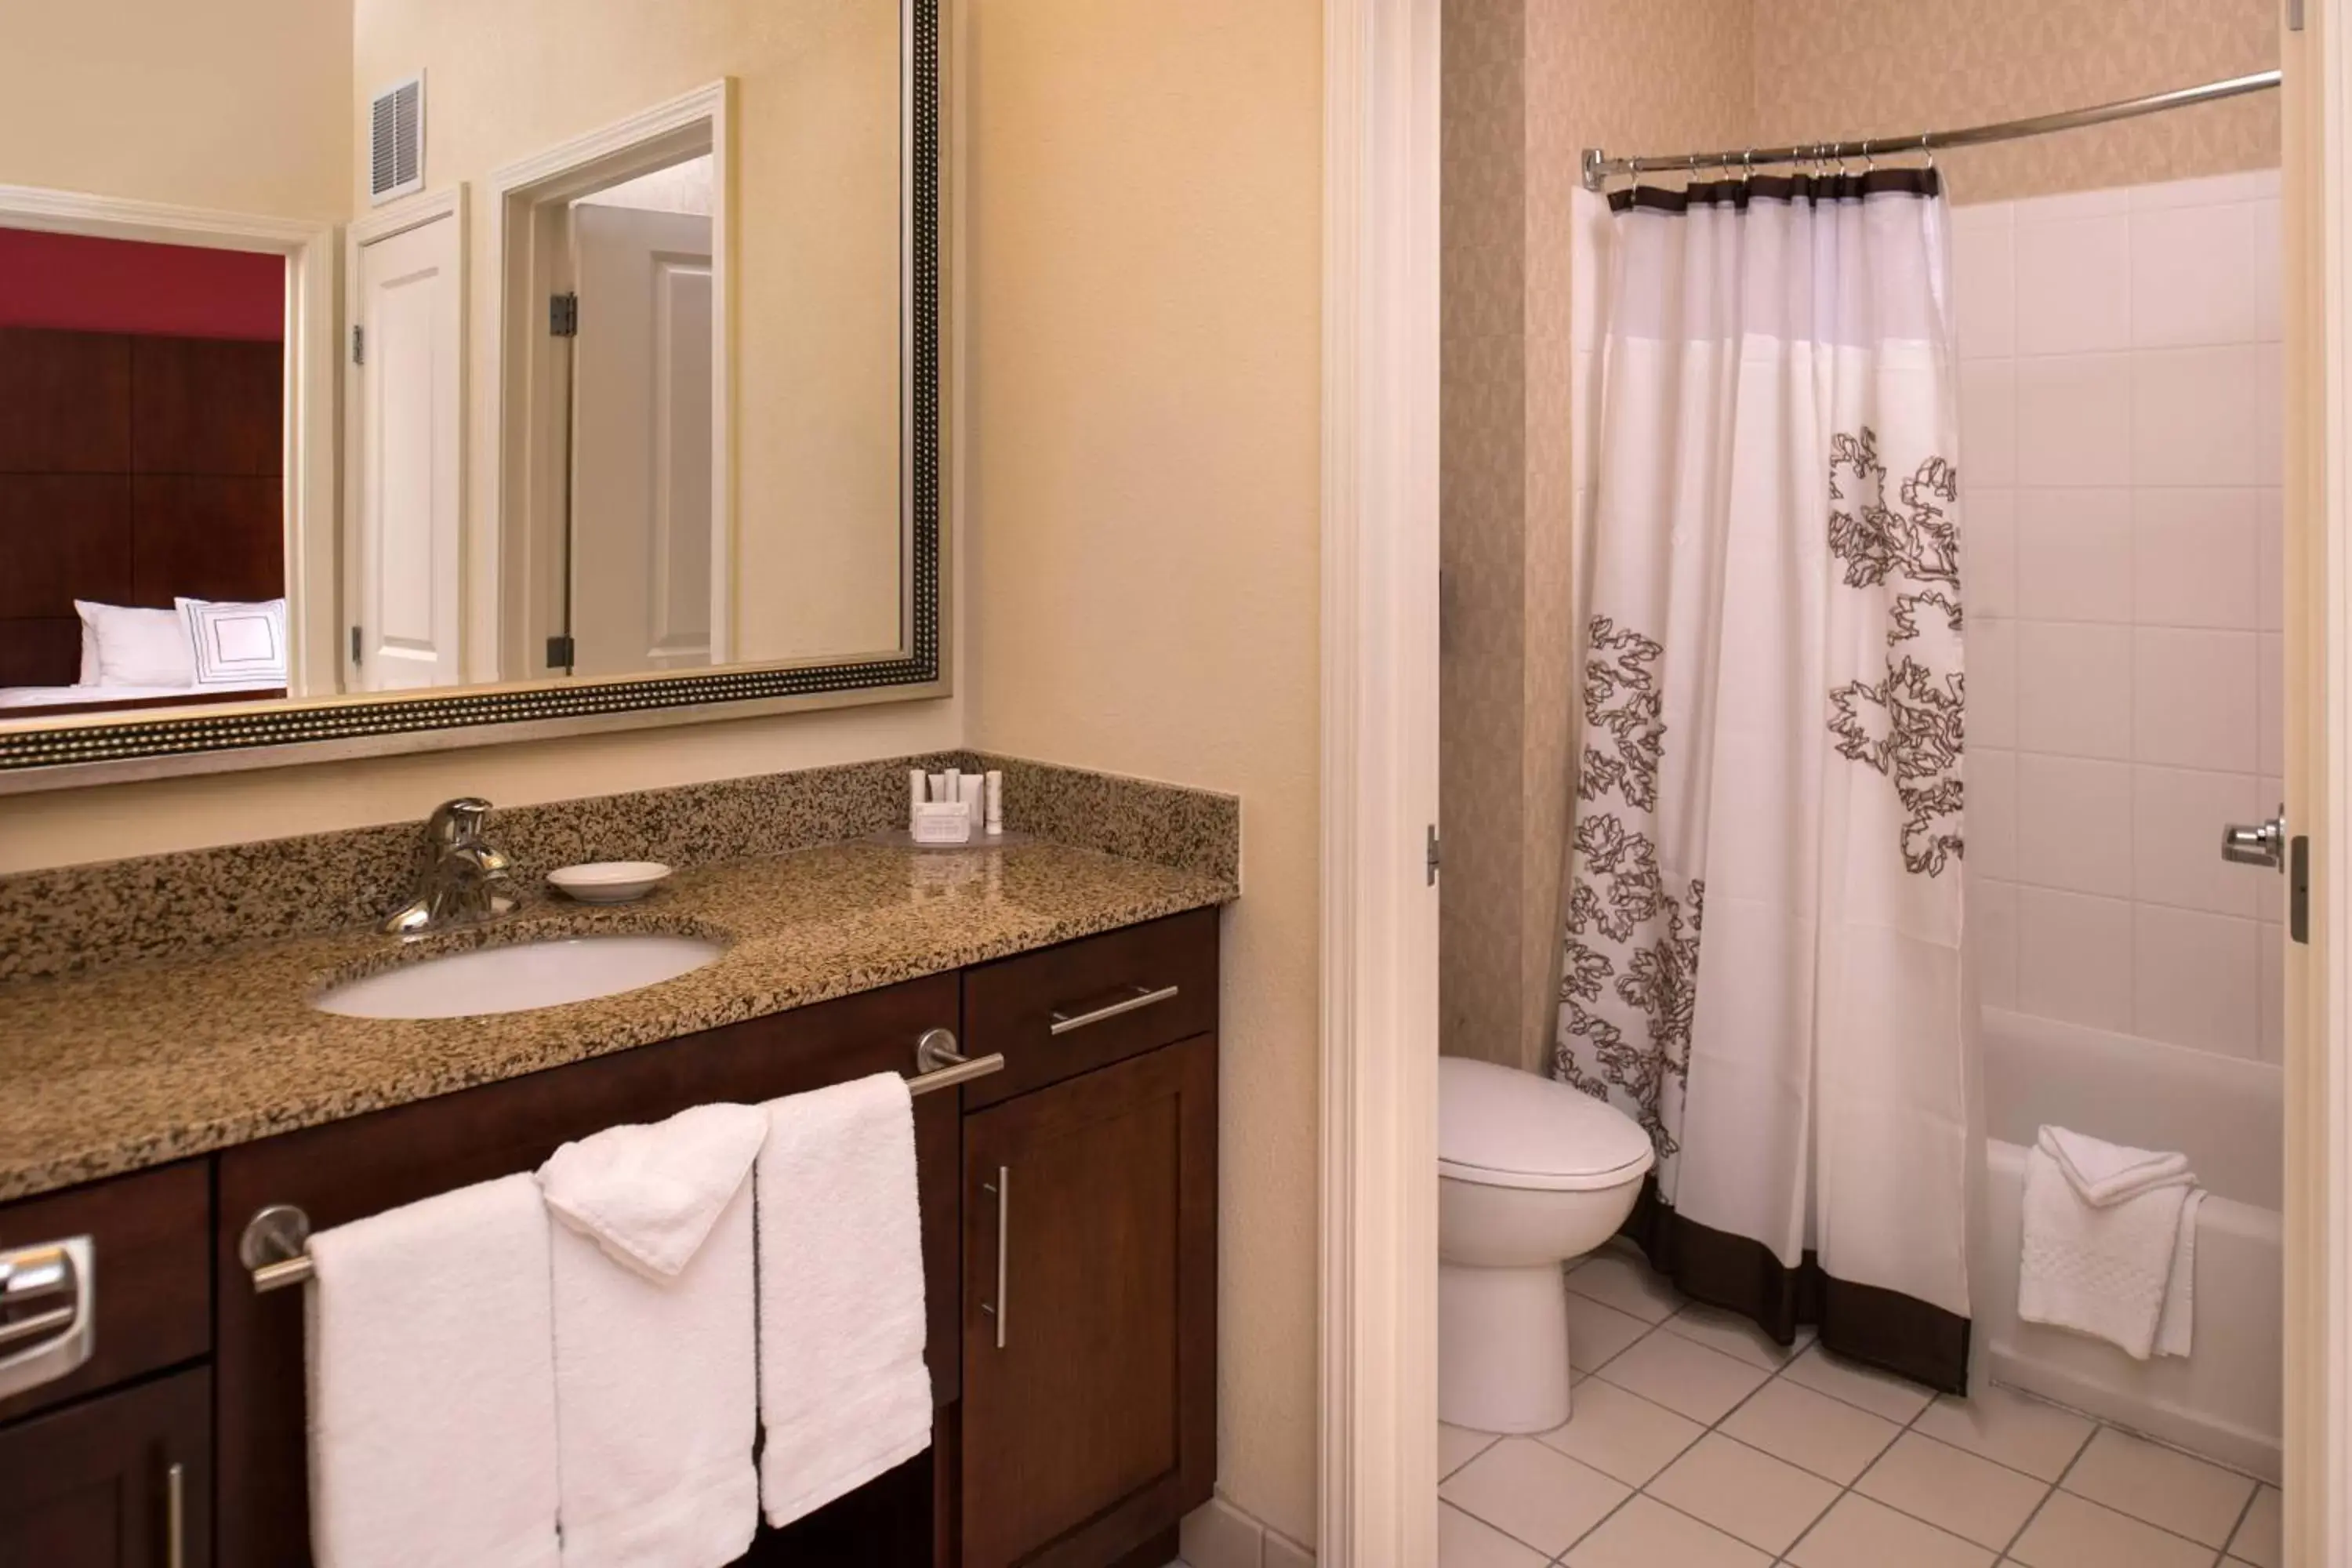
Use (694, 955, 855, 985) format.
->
(0, 837, 1234, 1202)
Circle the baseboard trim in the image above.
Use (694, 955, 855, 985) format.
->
(1179, 1494, 1317, 1568)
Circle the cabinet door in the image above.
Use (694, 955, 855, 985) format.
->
(960, 1035, 1216, 1568)
(0, 1367, 211, 1568)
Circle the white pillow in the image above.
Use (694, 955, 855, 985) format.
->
(74, 601, 197, 688)
(176, 597, 289, 688)
(77, 622, 100, 686)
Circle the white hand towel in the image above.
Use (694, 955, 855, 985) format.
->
(2036, 1124, 2194, 1207)
(306, 1174, 560, 1568)
(2154, 1188, 2205, 1359)
(536, 1103, 767, 1568)
(757, 1073, 934, 1528)
(2017, 1139, 2196, 1361)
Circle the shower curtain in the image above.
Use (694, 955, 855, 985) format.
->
(1559, 169, 1971, 1391)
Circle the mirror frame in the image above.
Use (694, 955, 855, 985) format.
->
(0, 0, 943, 793)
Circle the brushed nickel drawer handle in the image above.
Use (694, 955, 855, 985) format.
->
(1047, 982, 1180, 1036)
(166, 1460, 187, 1568)
(981, 1165, 1010, 1350)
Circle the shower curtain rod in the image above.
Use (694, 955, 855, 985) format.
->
(1581, 68, 2282, 191)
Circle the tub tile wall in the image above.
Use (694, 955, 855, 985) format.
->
(1960, 169, 2285, 1064)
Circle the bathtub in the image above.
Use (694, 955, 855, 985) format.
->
(1977, 1007, 2283, 1481)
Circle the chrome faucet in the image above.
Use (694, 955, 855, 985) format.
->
(382, 798, 517, 935)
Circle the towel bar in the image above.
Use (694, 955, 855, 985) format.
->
(239, 1027, 1003, 1293)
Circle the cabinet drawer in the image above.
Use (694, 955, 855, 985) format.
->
(960, 909, 1218, 1109)
(0, 1163, 210, 1426)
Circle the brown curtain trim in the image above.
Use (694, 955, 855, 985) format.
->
(1621, 1178, 1970, 1395)
(1606, 166, 1943, 214)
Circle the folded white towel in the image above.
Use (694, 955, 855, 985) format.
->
(537, 1103, 767, 1568)
(757, 1073, 934, 1528)
(2037, 1125, 2194, 1207)
(307, 1174, 560, 1568)
(2018, 1138, 2199, 1361)
(2155, 1188, 2205, 1359)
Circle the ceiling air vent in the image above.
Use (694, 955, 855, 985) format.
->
(368, 74, 426, 205)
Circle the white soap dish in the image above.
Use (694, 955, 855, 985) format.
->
(547, 861, 673, 904)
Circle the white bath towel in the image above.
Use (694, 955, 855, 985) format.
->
(306, 1174, 560, 1568)
(2018, 1133, 2202, 1362)
(536, 1103, 767, 1568)
(2154, 1188, 2205, 1359)
(2037, 1124, 2194, 1207)
(757, 1073, 934, 1528)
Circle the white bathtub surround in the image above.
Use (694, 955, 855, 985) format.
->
(1953, 172, 2285, 1065)
(2017, 1130, 2202, 1361)
(754, 1073, 933, 1527)
(535, 1105, 763, 1568)
(1557, 173, 1970, 1386)
(1980, 1010, 2282, 1479)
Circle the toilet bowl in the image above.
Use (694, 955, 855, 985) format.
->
(1439, 1056, 1654, 1433)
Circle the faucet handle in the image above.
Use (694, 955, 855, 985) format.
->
(425, 797, 495, 846)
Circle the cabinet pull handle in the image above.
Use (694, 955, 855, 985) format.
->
(1048, 982, 1180, 1036)
(165, 1460, 186, 1568)
(981, 1165, 1010, 1349)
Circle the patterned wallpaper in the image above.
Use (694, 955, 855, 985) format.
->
(1751, 0, 2279, 205)
(1440, 0, 1749, 1073)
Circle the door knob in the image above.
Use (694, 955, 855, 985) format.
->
(2222, 810, 2288, 873)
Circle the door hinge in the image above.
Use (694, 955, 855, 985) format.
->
(546, 633, 575, 669)
(2290, 0, 2306, 31)
(1426, 825, 1441, 886)
(549, 292, 579, 338)
(350, 325, 365, 365)
(2292, 834, 2311, 944)
(349, 626, 362, 665)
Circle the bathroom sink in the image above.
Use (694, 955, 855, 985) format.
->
(312, 934, 726, 1020)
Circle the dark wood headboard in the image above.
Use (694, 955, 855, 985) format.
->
(0, 326, 285, 688)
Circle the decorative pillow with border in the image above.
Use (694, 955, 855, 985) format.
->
(176, 597, 289, 688)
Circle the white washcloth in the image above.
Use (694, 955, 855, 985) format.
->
(2037, 1124, 2194, 1207)
(757, 1073, 934, 1527)
(2018, 1137, 2201, 1361)
(306, 1174, 560, 1568)
(536, 1103, 767, 1568)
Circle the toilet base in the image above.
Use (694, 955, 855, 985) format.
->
(1439, 1258, 1574, 1434)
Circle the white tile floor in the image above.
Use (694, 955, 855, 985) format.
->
(1438, 1247, 2281, 1567)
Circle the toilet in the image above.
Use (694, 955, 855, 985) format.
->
(1439, 1056, 1655, 1434)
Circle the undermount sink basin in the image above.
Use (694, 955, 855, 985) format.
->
(313, 933, 726, 1020)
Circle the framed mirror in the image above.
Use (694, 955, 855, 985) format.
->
(0, 0, 942, 790)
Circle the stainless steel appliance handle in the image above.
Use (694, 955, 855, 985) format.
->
(1047, 983, 1180, 1036)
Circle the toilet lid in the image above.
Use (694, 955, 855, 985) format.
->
(1438, 1057, 1656, 1192)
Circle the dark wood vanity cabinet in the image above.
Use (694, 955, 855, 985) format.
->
(0, 1367, 211, 1568)
(0, 907, 1221, 1568)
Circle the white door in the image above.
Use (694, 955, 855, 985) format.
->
(568, 204, 716, 676)
(351, 213, 463, 691)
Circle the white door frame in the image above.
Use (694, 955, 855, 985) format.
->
(344, 187, 467, 693)
(1318, 1, 1441, 1563)
(487, 80, 735, 683)
(2296, 4, 2350, 1559)
(0, 185, 336, 695)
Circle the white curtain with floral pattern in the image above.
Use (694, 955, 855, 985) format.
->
(1559, 174, 1971, 1327)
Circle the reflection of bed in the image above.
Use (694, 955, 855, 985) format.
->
(0, 325, 285, 712)
(0, 681, 285, 717)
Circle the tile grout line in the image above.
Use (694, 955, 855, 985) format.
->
(1989, 1414, 2099, 1563)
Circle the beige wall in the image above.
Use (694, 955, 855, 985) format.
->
(1440, 0, 1751, 1075)
(353, 0, 905, 670)
(961, 0, 1323, 1545)
(1751, 0, 2279, 204)
(0, 0, 350, 218)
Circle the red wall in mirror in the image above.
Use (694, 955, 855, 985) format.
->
(0, 227, 284, 341)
